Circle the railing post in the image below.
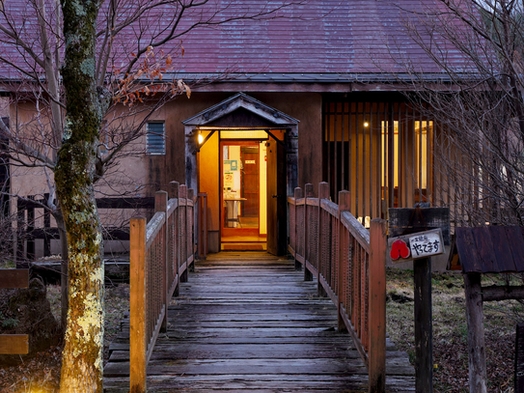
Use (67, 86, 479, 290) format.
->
(187, 188, 195, 268)
(16, 198, 25, 262)
(170, 181, 180, 295)
(337, 190, 350, 333)
(130, 217, 147, 393)
(317, 182, 329, 297)
(368, 218, 387, 393)
(293, 187, 303, 270)
(155, 191, 169, 333)
(197, 193, 207, 259)
(27, 196, 35, 260)
(179, 184, 188, 282)
(304, 183, 314, 281)
(43, 194, 51, 257)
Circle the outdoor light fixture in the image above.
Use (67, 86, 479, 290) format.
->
(197, 133, 204, 144)
(363, 121, 370, 128)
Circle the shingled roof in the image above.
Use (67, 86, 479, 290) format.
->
(0, 0, 467, 83)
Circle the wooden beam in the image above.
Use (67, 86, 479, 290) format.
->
(482, 285, 524, 302)
(0, 334, 28, 355)
(0, 269, 29, 289)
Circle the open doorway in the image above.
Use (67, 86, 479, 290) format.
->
(184, 93, 299, 255)
(220, 139, 267, 250)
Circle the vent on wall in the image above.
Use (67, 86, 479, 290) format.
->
(146, 121, 166, 155)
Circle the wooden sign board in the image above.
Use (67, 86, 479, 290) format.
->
(0, 269, 29, 289)
(389, 207, 450, 245)
(388, 228, 445, 262)
(0, 334, 28, 355)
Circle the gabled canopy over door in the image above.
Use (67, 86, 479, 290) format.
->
(183, 93, 299, 254)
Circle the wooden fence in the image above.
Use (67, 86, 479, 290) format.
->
(17, 194, 155, 261)
(288, 182, 387, 393)
(129, 182, 195, 393)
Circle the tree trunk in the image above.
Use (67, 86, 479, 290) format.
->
(56, 0, 105, 391)
(56, 215, 68, 333)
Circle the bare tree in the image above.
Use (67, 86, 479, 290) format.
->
(0, 0, 302, 390)
(395, 0, 524, 227)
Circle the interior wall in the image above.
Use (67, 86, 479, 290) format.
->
(259, 141, 267, 235)
(198, 132, 220, 252)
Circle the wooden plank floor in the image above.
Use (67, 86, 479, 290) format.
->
(104, 252, 415, 392)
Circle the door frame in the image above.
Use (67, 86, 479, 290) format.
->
(219, 139, 262, 238)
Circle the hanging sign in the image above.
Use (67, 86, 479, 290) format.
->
(388, 228, 444, 262)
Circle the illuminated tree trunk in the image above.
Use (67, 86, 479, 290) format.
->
(55, 0, 105, 391)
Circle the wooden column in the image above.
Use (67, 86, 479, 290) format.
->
(415, 256, 433, 393)
(464, 272, 487, 393)
(368, 218, 387, 393)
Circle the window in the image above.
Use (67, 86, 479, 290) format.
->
(146, 122, 166, 155)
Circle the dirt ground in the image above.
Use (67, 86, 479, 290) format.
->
(0, 283, 129, 393)
(387, 269, 521, 393)
(0, 269, 522, 392)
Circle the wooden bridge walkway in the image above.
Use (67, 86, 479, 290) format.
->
(104, 252, 415, 392)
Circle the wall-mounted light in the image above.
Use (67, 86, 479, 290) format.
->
(363, 121, 370, 128)
(197, 133, 204, 144)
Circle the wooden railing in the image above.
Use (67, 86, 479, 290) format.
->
(17, 194, 155, 260)
(288, 182, 387, 393)
(129, 182, 195, 393)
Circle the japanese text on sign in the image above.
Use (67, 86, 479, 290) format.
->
(409, 231, 443, 259)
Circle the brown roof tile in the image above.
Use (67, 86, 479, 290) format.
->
(0, 0, 466, 81)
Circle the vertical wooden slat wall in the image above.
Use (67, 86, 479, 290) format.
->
(324, 99, 437, 221)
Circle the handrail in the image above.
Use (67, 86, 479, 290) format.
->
(288, 182, 387, 393)
(129, 182, 195, 393)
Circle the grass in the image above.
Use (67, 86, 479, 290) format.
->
(386, 268, 523, 393)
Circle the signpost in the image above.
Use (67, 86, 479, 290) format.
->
(389, 228, 444, 262)
(389, 207, 450, 393)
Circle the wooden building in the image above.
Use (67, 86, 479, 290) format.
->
(0, 0, 465, 255)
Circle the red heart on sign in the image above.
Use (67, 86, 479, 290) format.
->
(390, 239, 411, 261)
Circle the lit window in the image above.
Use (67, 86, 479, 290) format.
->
(146, 122, 165, 155)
